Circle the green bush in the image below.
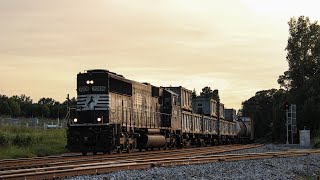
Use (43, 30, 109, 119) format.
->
(313, 129, 320, 148)
(0, 133, 9, 147)
(314, 135, 320, 148)
(12, 134, 33, 147)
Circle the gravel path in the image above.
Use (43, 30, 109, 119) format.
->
(69, 144, 320, 180)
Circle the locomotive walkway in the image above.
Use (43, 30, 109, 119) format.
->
(1, 144, 319, 180)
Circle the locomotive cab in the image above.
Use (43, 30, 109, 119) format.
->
(67, 70, 116, 155)
(75, 70, 110, 124)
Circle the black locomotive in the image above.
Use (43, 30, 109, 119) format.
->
(66, 69, 254, 155)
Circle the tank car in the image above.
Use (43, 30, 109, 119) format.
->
(235, 117, 254, 143)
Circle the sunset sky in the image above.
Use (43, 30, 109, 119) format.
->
(0, 0, 319, 110)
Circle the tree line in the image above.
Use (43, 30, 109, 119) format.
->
(0, 94, 76, 119)
(242, 16, 320, 142)
(192, 86, 220, 101)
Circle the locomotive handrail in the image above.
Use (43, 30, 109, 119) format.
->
(106, 106, 173, 129)
(65, 107, 77, 125)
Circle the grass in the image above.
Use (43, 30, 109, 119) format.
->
(0, 125, 68, 159)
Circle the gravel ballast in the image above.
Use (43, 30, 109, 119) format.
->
(69, 144, 320, 180)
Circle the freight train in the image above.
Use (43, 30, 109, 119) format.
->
(66, 69, 254, 155)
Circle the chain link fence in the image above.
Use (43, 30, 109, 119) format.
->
(0, 117, 67, 129)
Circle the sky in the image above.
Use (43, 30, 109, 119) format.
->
(0, 0, 320, 110)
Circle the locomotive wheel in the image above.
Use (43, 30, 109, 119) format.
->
(117, 146, 123, 154)
(82, 152, 87, 156)
(126, 145, 131, 153)
(164, 143, 168, 150)
(211, 139, 215, 146)
(200, 139, 205, 147)
(104, 150, 112, 154)
(139, 148, 142, 152)
(93, 151, 97, 155)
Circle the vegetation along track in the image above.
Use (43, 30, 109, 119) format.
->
(2, 144, 317, 180)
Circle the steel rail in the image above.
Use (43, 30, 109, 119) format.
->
(1, 149, 319, 180)
(0, 144, 261, 173)
(0, 144, 261, 171)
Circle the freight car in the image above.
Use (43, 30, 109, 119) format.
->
(66, 69, 254, 155)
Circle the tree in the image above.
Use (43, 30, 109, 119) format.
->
(242, 16, 320, 142)
(0, 100, 11, 115)
(200, 87, 212, 98)
(278, 16, 320, 90)
(294, 74, 320, 131)
(242, 89, 287, 141)
(38, 98, 56, 106)
(51, 102, 61, 119)
(278, 16, 320, 136)
(41, 104, 50, 118)
(0, 94, 77, 119)
(8, 99, 21, 117)
(200, 87, 219, 101)
(192, 89, 197, 99)
(18, 94, 33, 117)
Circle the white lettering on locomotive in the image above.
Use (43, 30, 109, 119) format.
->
(92, 86, 107, 92)
(78, 86, 89, 92)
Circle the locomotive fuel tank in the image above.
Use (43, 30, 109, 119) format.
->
(138, 134, 166, 148)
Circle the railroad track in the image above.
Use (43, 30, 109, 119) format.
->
(2, 144, 317, 180)
(0, 144, 260, 171)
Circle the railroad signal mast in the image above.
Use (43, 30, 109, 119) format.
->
(285, 103, 297, 144)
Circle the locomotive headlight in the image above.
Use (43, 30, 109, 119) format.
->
(73, 118, 78, 123)
(97, 118, 102, 122)
(90, 80, 94, 84)
(86, 80, 90, 84)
